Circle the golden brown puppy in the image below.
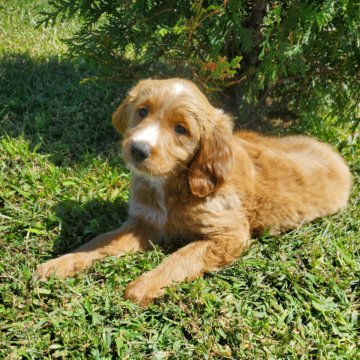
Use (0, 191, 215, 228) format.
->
(35, 78, 352, 305)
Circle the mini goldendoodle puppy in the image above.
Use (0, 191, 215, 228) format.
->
(35, 78, 352, 305)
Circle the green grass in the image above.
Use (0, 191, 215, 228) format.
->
(0, 1, 359, 358)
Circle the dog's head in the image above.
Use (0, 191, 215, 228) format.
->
(113, 78, 233, 197)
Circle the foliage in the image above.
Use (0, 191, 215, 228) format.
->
(39, 0, 360, 128)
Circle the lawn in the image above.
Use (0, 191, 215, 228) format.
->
(0, 1, 359, 358)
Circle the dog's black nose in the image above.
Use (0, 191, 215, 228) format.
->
(131, 142, 151, 162)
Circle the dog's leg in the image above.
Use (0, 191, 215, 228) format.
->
(124, 233, 250, 306)
(35, 219, 154, 280)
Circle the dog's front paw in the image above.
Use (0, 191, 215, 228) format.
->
(124, 274, 164, 306)
(34, 253, 87, 280)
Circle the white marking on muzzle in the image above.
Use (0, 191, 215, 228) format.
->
(132, 123, 160, 148)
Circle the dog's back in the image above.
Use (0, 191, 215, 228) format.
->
(233, 131, 352, 235)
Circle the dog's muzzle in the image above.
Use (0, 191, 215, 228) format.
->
(131, 142, 151, 163)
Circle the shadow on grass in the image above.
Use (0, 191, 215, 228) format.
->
(0, 53, 134, 257)
(0, 52, 131, 166)
(0, 52, 303, 161)
(51, 198, 128, 256)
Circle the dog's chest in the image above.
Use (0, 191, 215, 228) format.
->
(129, 178, 243, 237)
(128, 178, 194, 233)
(129, 179, 168, 228)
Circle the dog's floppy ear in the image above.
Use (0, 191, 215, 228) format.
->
(112, 96, 132, 134)
(189, 115, 233, 197)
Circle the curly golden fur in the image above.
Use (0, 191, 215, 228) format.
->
(35, 78, 352, 305)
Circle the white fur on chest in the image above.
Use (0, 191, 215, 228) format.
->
(129, 178, 168, 227)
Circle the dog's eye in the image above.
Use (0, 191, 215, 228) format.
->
(174, 124, 187, 135)
(139, 108, 148, 118)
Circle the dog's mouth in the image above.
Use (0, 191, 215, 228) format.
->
(125, 152, 184, 180)
(122, 137, 190, 179)
(126, 161, 158, 178)
(124, 152, 170, 178)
